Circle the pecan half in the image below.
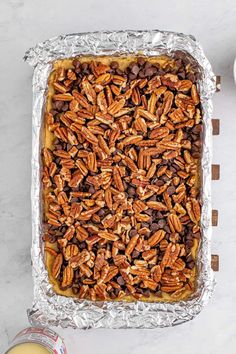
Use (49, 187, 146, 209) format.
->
(51, 253, 63, 278)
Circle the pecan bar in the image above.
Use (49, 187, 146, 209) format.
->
(42, 53, 202, 301)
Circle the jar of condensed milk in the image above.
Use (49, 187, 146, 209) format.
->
(5, 327, 67, 354)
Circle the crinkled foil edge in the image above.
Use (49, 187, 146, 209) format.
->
(25, 30, 216, 328)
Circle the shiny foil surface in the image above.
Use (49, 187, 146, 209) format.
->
(24, 30, 216, 328)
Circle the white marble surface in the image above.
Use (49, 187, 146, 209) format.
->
(0, 0, 236, 353)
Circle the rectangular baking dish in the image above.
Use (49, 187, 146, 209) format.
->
(25, 30, 216, 328)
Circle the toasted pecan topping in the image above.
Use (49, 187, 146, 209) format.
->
(43, 54, 202, 300)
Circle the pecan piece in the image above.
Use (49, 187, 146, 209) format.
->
(188, 198, 201, 222)
(64, 244, 79, 260)
(113, 166, 124, 192)
(108, 98, 125, 115)
(146, 201, 168, 211)
(167, 213, 183, 233)
(151, 265, 162, 283)
(161, 243, 181, 268)
(161, 283, 184, 293)
(81, 126, 98, 145)
(61, 265, 74, 289)
(81, 78, 96, 104)
(98, 231, 119, 242)
(51, 253, 63, 279)
(125, 235, 139, 256)
(69, 249, 90, 268)
(148, 230, 166, 247)
(64, 225, 75, 240)
(42, 148, 53, 168)
(143, 278, 158, 291)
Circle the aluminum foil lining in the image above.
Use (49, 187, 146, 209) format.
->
(25, 30, 216, 328)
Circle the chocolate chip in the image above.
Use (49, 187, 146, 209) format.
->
(129, 73, 137, 80)
(178, 71, 186, 80)
(164, 225, 171, 233)
(161, 175, 170, 182)
(50, 109, 58, 116)
(193, 232, 201, 239)
(97, 209, 106, 217)
(187, 73, 195, 82)
(72, 59, 81, 68)
(195, 72, 201, 81)
(72, 287, 79, 295)
(137, 57, 146, 66)
(129, 228, 138, 237)
(167, 186, 176, 195)
(175, 59, 182, 68)
(81, 62, 88, 70)
(192, 125, 202, 134)
(145, 67, 157, 77)
(100, 123, 108, 130)
(70, 197, 78, 203)
(110, 61, 119, 69)
(141, 222, 150, 228)
(169, 166, 176, 173)
(138, 70, 145, 78)
(131, 64, 140, 76)
(131, 250, 140, 259)
(142, 289, 151, 298)
(186, 239, 194, 248)
(113, 288, 119, 296)
(66, 143, 72, 151)
(156, 69, 165, 76)
(165, 233, 170, 241)
(42, 234, 57, 243)
(185, 246, 191, 254)
(136, 288, 142, 294)
(148, 195, 156, 202)
(192, 152, 201, 159)
(54, 143, 62, 149)
(150, 223, 159, 232)
(123, 181, 128, 190)
(187, 260, 195, 269)
(186, 233, 193, 240)
(79, 241, 86, 250)
(52, 100, 64, 111)
(116, 68, 124, 76)
(128, 187, 136, 196)
(88, 186, 95, 194)
(62, 103, 69, 112)
(110, 292, 116, 299)
(117, 276, 125, 286)
(144, 61, 152, 69)
(150, 177, 158, 184)
(186, 254, 193, 263)
(75, 67, 81, 74)
(144, 208, 153, 216)
(158, 219, 166, 228)
(60, 226, 66, 233)
(155, 180, 164, 186)
(191, 134, 198, 142)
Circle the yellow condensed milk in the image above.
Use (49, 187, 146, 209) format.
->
(5, 327, 67, 354)
(8, 342, 51, 354)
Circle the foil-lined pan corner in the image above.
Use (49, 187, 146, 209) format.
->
(25, 30, 216, 328)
